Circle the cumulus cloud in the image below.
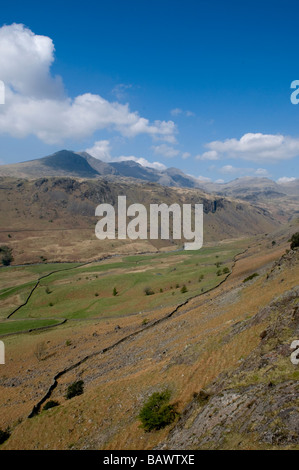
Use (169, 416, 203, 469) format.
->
(203, 133, 299, 162)
(86, 140, 166, 171)
(85, 140, 111, 160)
(0, 23, 64, 99)
(277, 176, 296, 184)
(195, 150, 219, 161)
(0, 24, 177, 145)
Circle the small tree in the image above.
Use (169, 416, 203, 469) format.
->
(138, 390, 179, 432)
(180, 284, 188, 293)
(0, 429, 10, 445)
(144, 286, 154, 296)
(66, 380, 84, 400)
(290, 232, 299, 250)
(113, 287, 118, 296)
(0, 246, 13, 266)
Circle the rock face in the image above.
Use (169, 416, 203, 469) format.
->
(159, 252, 299, 450)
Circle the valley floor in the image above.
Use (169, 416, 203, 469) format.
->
(0, 225, 298, 450)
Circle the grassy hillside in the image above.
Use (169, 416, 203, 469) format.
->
(0, 222, 298, 450)
(0, 176, 278, 265)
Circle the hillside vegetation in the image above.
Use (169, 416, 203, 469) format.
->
(0, 222, 298, 450)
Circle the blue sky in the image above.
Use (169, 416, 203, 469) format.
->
(0, 0, 299, 183)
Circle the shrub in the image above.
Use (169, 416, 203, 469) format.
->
(290, 232, 299, 250)
(0, 246, 13, 266)
(180, 284, 188, 293)
(216, 269, 222, 276)
(243, 272, 259, 283)
(66, 380, 84, 400)
(113, 287, 118, 296)
(138, 390, 179, 432)
(144, 286, 154, 296)
(43, 400, 59, 411)
(222, 267, 230, 274)
(0, 429, 10, 445)
(142, 318, 149, 326)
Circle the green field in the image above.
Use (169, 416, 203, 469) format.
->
(0, 242, 247, 334)
(0, 318, 62, 335)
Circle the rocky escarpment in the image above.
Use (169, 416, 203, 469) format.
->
(159, 250, 299, 450)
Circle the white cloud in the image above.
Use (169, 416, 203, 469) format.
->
(170, 108, 182, 116)
(0, 24, 177, 145)
(277, 176, 296, 184)
(152, 144, 180, 158)
(117, 156, 167, 171)
(86, 140, 166, 171)
(111, 83, 133, 101)
(170, 108, 195, 117)
(255, 168, 270, 176)
(215, 179, 225, 183)
(85, 140, 111, 160)
(204, 133, 299, 162)
(196, 175, 212, 182)
(219, 165, 238, 174)
(182, 152, 191, 159)
(195, 150, 219, 161)
(0, 23, 63, 99)
(218, 165, 269, 176)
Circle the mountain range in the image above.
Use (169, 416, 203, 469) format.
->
(0, 150, 298, 209)
(0, 150, 200, 189)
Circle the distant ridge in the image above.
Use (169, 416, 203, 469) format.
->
(0, 150, 298, 198)
(0, 149, 199, 188)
